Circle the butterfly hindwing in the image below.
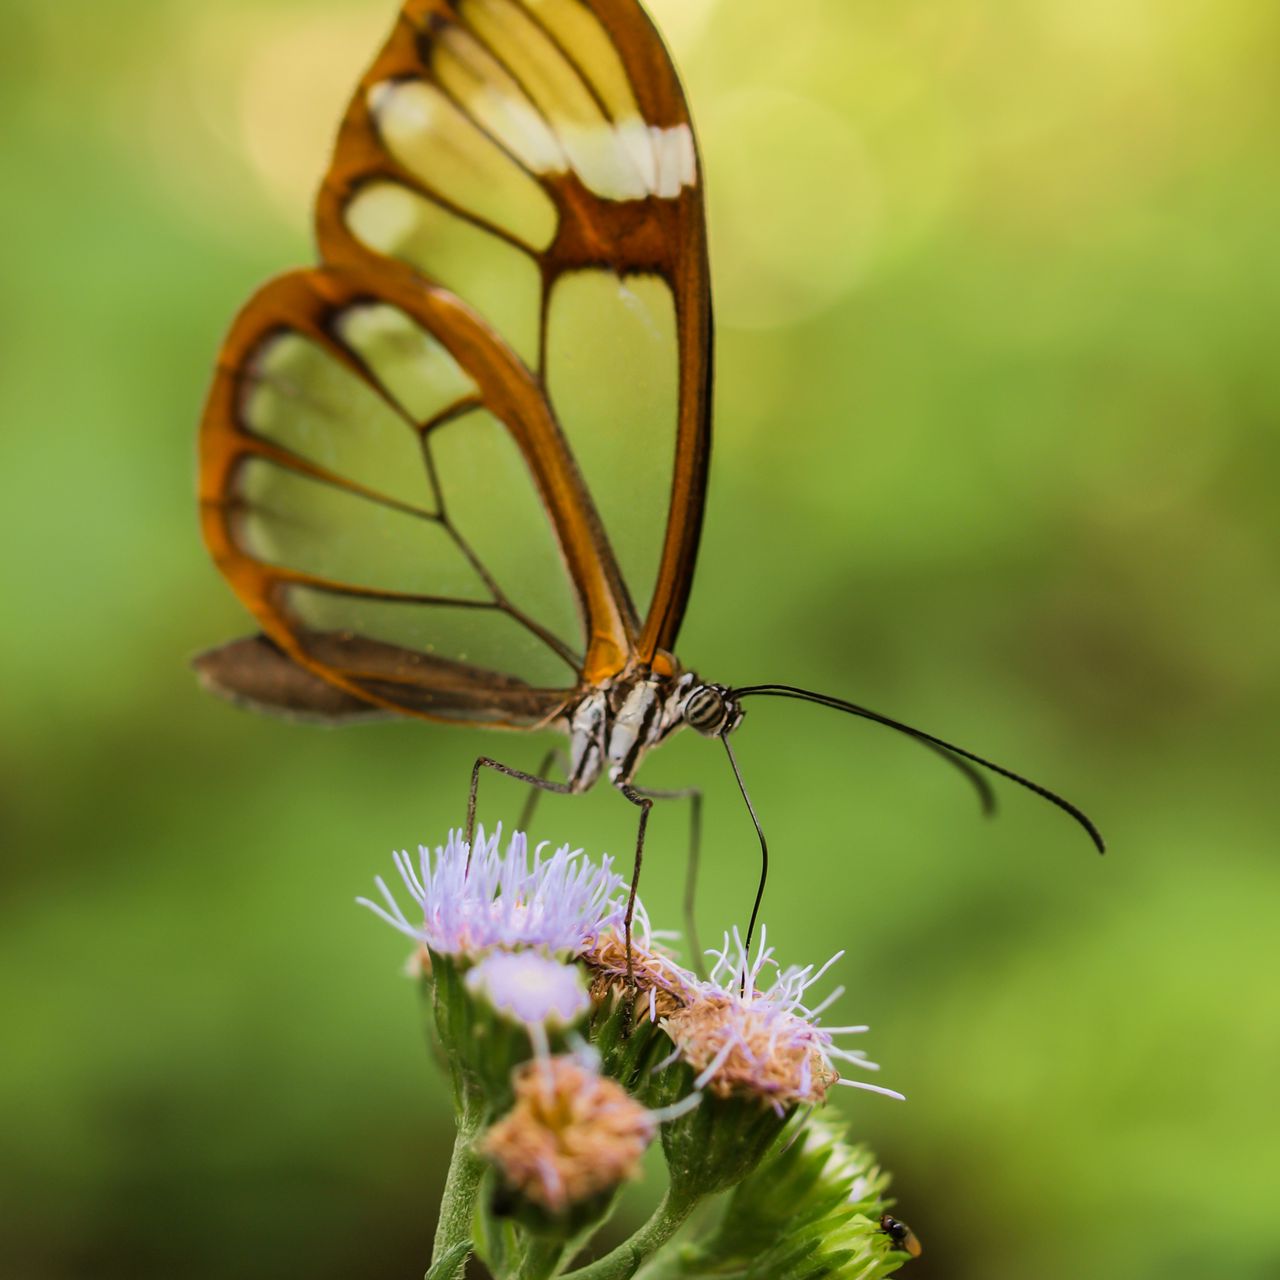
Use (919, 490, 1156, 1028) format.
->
(200, 264, 633, 724)
(193, 634, 393, 724)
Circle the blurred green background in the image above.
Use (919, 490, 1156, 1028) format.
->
(3, 0, 1278, 1277)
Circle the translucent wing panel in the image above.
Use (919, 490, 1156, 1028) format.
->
(427, 2, 696, 201)
(234, 459, 486, 600)
(545, 271, 678, 618)
(287, 587, 571, 689)
(339, 0, 699, 329)
(345, 182, 543, 368)
(336, 302, 478, 424)
(432, 20, 570, 178)
(369, 78, 558, 250)
(243, 332, 429, 510)
(453, 1, 648, 201)
(431, 408, 582, 653)
(523, 0, 641, 121)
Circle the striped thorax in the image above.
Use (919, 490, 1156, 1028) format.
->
(565, 673, 743, 793)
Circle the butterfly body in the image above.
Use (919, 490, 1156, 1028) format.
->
(564, 671, 741, 792)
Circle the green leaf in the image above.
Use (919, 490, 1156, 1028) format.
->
(425, 1239, 472, 1280)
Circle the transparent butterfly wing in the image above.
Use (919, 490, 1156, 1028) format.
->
(200, 0, 712, 724)
(315, 0, 712, 664)
(201, 265, 632, 725)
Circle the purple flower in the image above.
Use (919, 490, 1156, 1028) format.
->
(465, 951, 591, 1030)
(357, 826, 629, 957)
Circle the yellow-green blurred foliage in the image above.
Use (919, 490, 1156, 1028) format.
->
(3, 1, 1277, 1277)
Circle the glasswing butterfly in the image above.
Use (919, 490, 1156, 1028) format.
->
(195, 0, 1103, 962)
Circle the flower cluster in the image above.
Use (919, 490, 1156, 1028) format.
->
(360, 827, 916, 1280)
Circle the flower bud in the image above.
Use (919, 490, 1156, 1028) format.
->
(481, 1055, 656, 1237)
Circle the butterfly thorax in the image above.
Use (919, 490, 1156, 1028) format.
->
(564, 671, 742, 793)
(564, 671, 692, 792)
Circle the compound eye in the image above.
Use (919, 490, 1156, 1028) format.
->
(683, 685, 727, 736)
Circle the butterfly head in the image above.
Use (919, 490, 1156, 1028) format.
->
(681, 683, 743, 738)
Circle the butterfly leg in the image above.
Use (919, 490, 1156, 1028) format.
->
(516, 747, 572, 834)
(615, 783, 664, 988)
(631, 786, 705, 977)
(465, 756, 573, 870)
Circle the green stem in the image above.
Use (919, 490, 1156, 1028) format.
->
(561, 1191, 699, 1280)
(431, 1112, 486, 1280)
(511, 1238, 569, 1280)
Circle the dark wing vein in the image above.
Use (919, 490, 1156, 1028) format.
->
(415, 16, 550, 186)
(269, 566, 497, 607)
(509, 1, 618, 121)
(222, 432, 441, 523)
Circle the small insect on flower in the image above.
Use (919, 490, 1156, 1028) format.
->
(663, 928, 905, 1112)
(481, 1055, 658, 1215)
(880, 1213, 924, 1258)
(357, 827, 628, 958)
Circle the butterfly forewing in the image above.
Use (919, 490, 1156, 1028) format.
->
(315, 0, 712, 662)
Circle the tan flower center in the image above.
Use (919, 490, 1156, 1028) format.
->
(481, 1057, 655, 1212)
(664, 993, 839, 1106)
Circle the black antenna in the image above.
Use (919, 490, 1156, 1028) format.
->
(730, 683, 1106, 854)
(907, 738, 996, 815)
